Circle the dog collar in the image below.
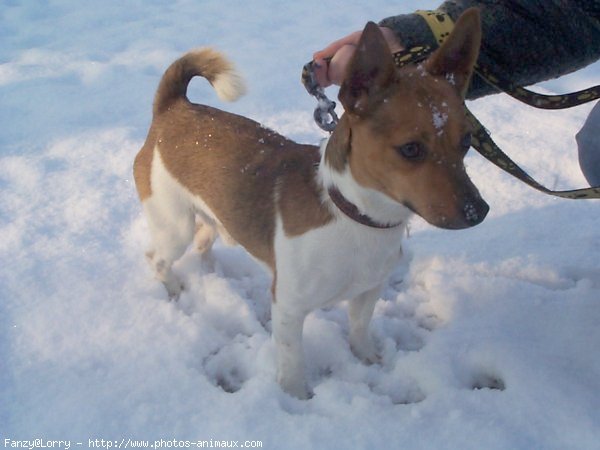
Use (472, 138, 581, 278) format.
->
(327, 186, 403, 229)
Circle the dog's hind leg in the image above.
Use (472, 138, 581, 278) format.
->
(142, 191, 196, 300)
(192, 219, 219, 271)
(194, 221, 218, 254)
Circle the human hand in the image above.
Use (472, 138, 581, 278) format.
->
(312, 27, 403, 87)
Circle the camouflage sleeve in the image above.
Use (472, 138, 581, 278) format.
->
(379, 0, 600, 99)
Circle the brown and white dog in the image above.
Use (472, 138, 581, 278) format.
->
(134, 9, 487, 399)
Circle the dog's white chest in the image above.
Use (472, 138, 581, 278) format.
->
(274, 216, 405, 311)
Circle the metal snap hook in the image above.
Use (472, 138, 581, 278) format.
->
(302, 60, 339, 133)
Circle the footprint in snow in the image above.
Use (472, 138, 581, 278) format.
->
(470, 371, 506, 391)
(202, 338, 256, 394)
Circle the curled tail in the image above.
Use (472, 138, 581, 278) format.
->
(153, 48, 247, 115)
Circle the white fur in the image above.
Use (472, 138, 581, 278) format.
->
(270, 139, 412, 398)
(213, 68, 247, 102)
(143, 147, 230, 298)
(144, 140, 412, 398)
(272, 212, 406, 398)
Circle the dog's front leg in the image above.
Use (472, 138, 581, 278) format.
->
(348, 287, 382, 364)
(271, 299, 311, 399)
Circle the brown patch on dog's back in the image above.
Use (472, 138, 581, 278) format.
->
(152, 99, 333, 269)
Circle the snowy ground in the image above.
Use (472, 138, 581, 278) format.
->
(1, 1, 599, 449)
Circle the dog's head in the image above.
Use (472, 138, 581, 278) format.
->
(328, 8, 488, 229)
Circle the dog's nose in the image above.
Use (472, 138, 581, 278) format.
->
(463, 198, 489, 226)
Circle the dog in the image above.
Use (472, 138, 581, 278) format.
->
(133, 8, 487, 399)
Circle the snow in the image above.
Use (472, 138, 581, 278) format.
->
(430, 102, 449, 134)
(1, 1, 599, 449)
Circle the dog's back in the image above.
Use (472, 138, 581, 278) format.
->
(133, 49, 329, 272)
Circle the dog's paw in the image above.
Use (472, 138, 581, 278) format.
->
(164, 279, 185, 301)
(278, 375, 313, 400)
(282, 384, 313, 400)
(350, 336, 381, 365)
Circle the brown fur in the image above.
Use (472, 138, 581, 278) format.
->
(135, 92, 333, 270)
(133, 132, 154, 201)
(153, 48, 236, 115)
(334, 9, 486, 229)
(133, 8, 486, 276)
(324, 114, 352, 172)
(347, 67, 478, 229)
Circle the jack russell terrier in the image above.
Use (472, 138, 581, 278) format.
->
(134, 8, 488, 399)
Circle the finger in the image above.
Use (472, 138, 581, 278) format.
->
(313, 30, 363, 61)
(328, 44, 356, 85)
(312, 59, 332, 88)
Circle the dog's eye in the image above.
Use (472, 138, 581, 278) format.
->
(396, 142, 426, 161)
(461, 133, 472, 151)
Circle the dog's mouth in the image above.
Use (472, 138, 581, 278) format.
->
(403, 197, 489, 230)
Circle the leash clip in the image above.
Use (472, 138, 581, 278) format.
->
(302, 61, 339, 132)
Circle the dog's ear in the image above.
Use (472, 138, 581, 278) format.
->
(424, 8, 481, 98)
(339, 22, 396, 116)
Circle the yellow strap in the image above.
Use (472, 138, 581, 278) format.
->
(415, 10, 455, 45)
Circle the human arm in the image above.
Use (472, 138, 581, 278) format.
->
(314, 0, 600, 99)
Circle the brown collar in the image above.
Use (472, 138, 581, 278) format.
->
(327, 186, 403, 229)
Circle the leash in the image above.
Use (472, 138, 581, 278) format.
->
(301, 60, 339, 132)
(302, 10, 600, 199)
